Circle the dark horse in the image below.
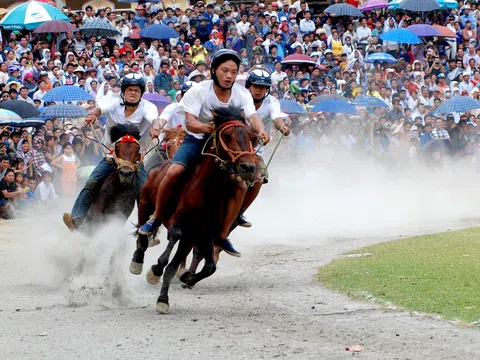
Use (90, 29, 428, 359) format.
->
(131, 106, 256, 313)
(82, 123, 142, 232)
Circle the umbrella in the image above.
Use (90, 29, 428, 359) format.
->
(406, 24, 441, 37)
(401, 0, 441, 11)
(142, 93, 170, 110)
(360, 0, 389, 11)
(363, 53, 398, 64)
(351, 96, 389, 109)
(324, 3, 364, 17)
(40, 104, 88, 118)
(0, 0, 69, 30)
(33, 19, 76, 34)
(432, 25, 456, 38)
(139, 24, 179, 40)
(434, 97, 480, 114)
(308, 94, 348, 107)
(281, 54, 316, 65)
(380, 29, 423, 44)
(312, 100, 358, 114)
(278, 100, 306, 115)
(0, 100, 40, 119)
(78, 19, 120, 38)
(389, 0, 457, 9)
(42, 86, 93, 103)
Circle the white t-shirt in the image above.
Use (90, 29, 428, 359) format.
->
(98, 97, 158, 148)
(159, 102, 185, 143)
(178, 80, 256, 140)
(254, 95, 286, 157)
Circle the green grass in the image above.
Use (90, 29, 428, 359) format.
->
(317, 228, 480, 324)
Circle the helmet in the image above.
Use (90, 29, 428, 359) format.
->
(187, 69, 207, 82)
(120, 73, 145, 106)
(245, 69, 272, 88)
(210, 49, 241, 90)
(210, 49, 241, 70)
(245, 69, 271, 103)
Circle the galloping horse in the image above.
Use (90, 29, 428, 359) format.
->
(163, 126, 187, 160)
(82, 124, 142, 231)
(131, 106, 256, 313)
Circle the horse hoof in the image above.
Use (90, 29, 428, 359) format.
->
(176, 267, 188, 279)
(148, 237, 161, 248)
(156, 302, 169, 314)
(129, 261, 143, 275)
(146, 267, 160, 285)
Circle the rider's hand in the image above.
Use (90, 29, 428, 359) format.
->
(258, 130, 270, 145)
(85, 113, 97, 125)
(149, 127, 161, 138)
(205, 120, 215, 134)
(279, 125, 290, 136)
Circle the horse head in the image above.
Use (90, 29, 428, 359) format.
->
(109, 124, 141, 185)
(162, 126, 187, 160)
(211, 106, 256, 182)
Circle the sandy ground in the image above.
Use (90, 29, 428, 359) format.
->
(1, 159, 480, 359)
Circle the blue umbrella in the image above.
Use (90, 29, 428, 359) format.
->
(42, 86, 93, 103)
(389, 0, 456, 9)
(79, 19, 121, 38)
(312, 100, 358, 114)
(0, 100, 40, 119)
(308, 94, 348, 108)
(434, 96, 480, 114)
(40, 104, 88, 118)
(351, 96, 389, 109)
(401, 0, 441, 11)
(324, 3, 365, 17)
(0, 1, 69, 30)
(380, 29, 423, 45)
(279, 100, 306, 115)
(364, 53, 398, 64)
(139, 24, 179, 40)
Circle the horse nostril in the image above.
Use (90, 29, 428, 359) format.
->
(119, 168, 134, 177)
(239, 163, 255, 174)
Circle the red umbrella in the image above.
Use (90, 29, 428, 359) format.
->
(432, 25, 456, 38)
(281, 54, 316, 65)
(33, 20, 76, 34)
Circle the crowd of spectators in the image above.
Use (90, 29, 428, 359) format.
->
(0, 0, 479, 218)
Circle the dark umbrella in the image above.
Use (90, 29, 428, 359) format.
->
(79, 19, 121, 38)
(139, 24, 179, 40)
(401, 0, 441, 11)
(0, 109, 43, 127)
(40, 104, 88, 118)
(308, 94, 348, 107)
(33, 20, 76, 34)
(142, 93, 171, 110)
(0, 100, 40, 119)
(324, 3, 365, 17)
(279, 100, 306, 115)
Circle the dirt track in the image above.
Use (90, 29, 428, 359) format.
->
(1, 214, 480, 359)
(2, 160, 480, 359)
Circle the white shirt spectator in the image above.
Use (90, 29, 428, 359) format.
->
(35, 180, 59, 201)
(236, 21, 251, 36)
(271, 70, 288, 85)
(357, 26, 371, 45)
(300, 19, 315, 34)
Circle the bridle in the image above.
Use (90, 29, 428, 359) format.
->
(202, 120, 255, 171)
(83, 125, 158, 172)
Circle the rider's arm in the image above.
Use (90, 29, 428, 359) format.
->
(185, 113, 213, 134)
(248, 114, 270, 144)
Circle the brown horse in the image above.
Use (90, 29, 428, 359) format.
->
(163, 126, 187, 160)
(82, 124, 142, 232)
(131, 106, 256, 313)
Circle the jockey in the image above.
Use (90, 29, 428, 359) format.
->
(63, 73, 161, 231)
(138, 49, 270, 257)
(144, 81, 196, 174)
(237, 69, 290, 227)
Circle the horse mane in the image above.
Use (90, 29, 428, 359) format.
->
(211, 106, 245, 127)
(109, 123, 141, 143)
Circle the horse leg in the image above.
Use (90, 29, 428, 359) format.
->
(156, 240, 193, 314)
(146, 235, 178, 285)
(213, 246, 222, 264)
(176, 245, 202, 280)
(179, 240, 216, 288)
(240, 179, 263, 215)
(130, 191, 153, 275)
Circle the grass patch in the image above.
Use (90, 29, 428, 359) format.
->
(317, 227, 480, 323)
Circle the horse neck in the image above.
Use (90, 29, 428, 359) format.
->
(191, 154, 233, 199)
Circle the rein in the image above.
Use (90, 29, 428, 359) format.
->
(201, 120, 255, 171)
(82, 125, 159, 172)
